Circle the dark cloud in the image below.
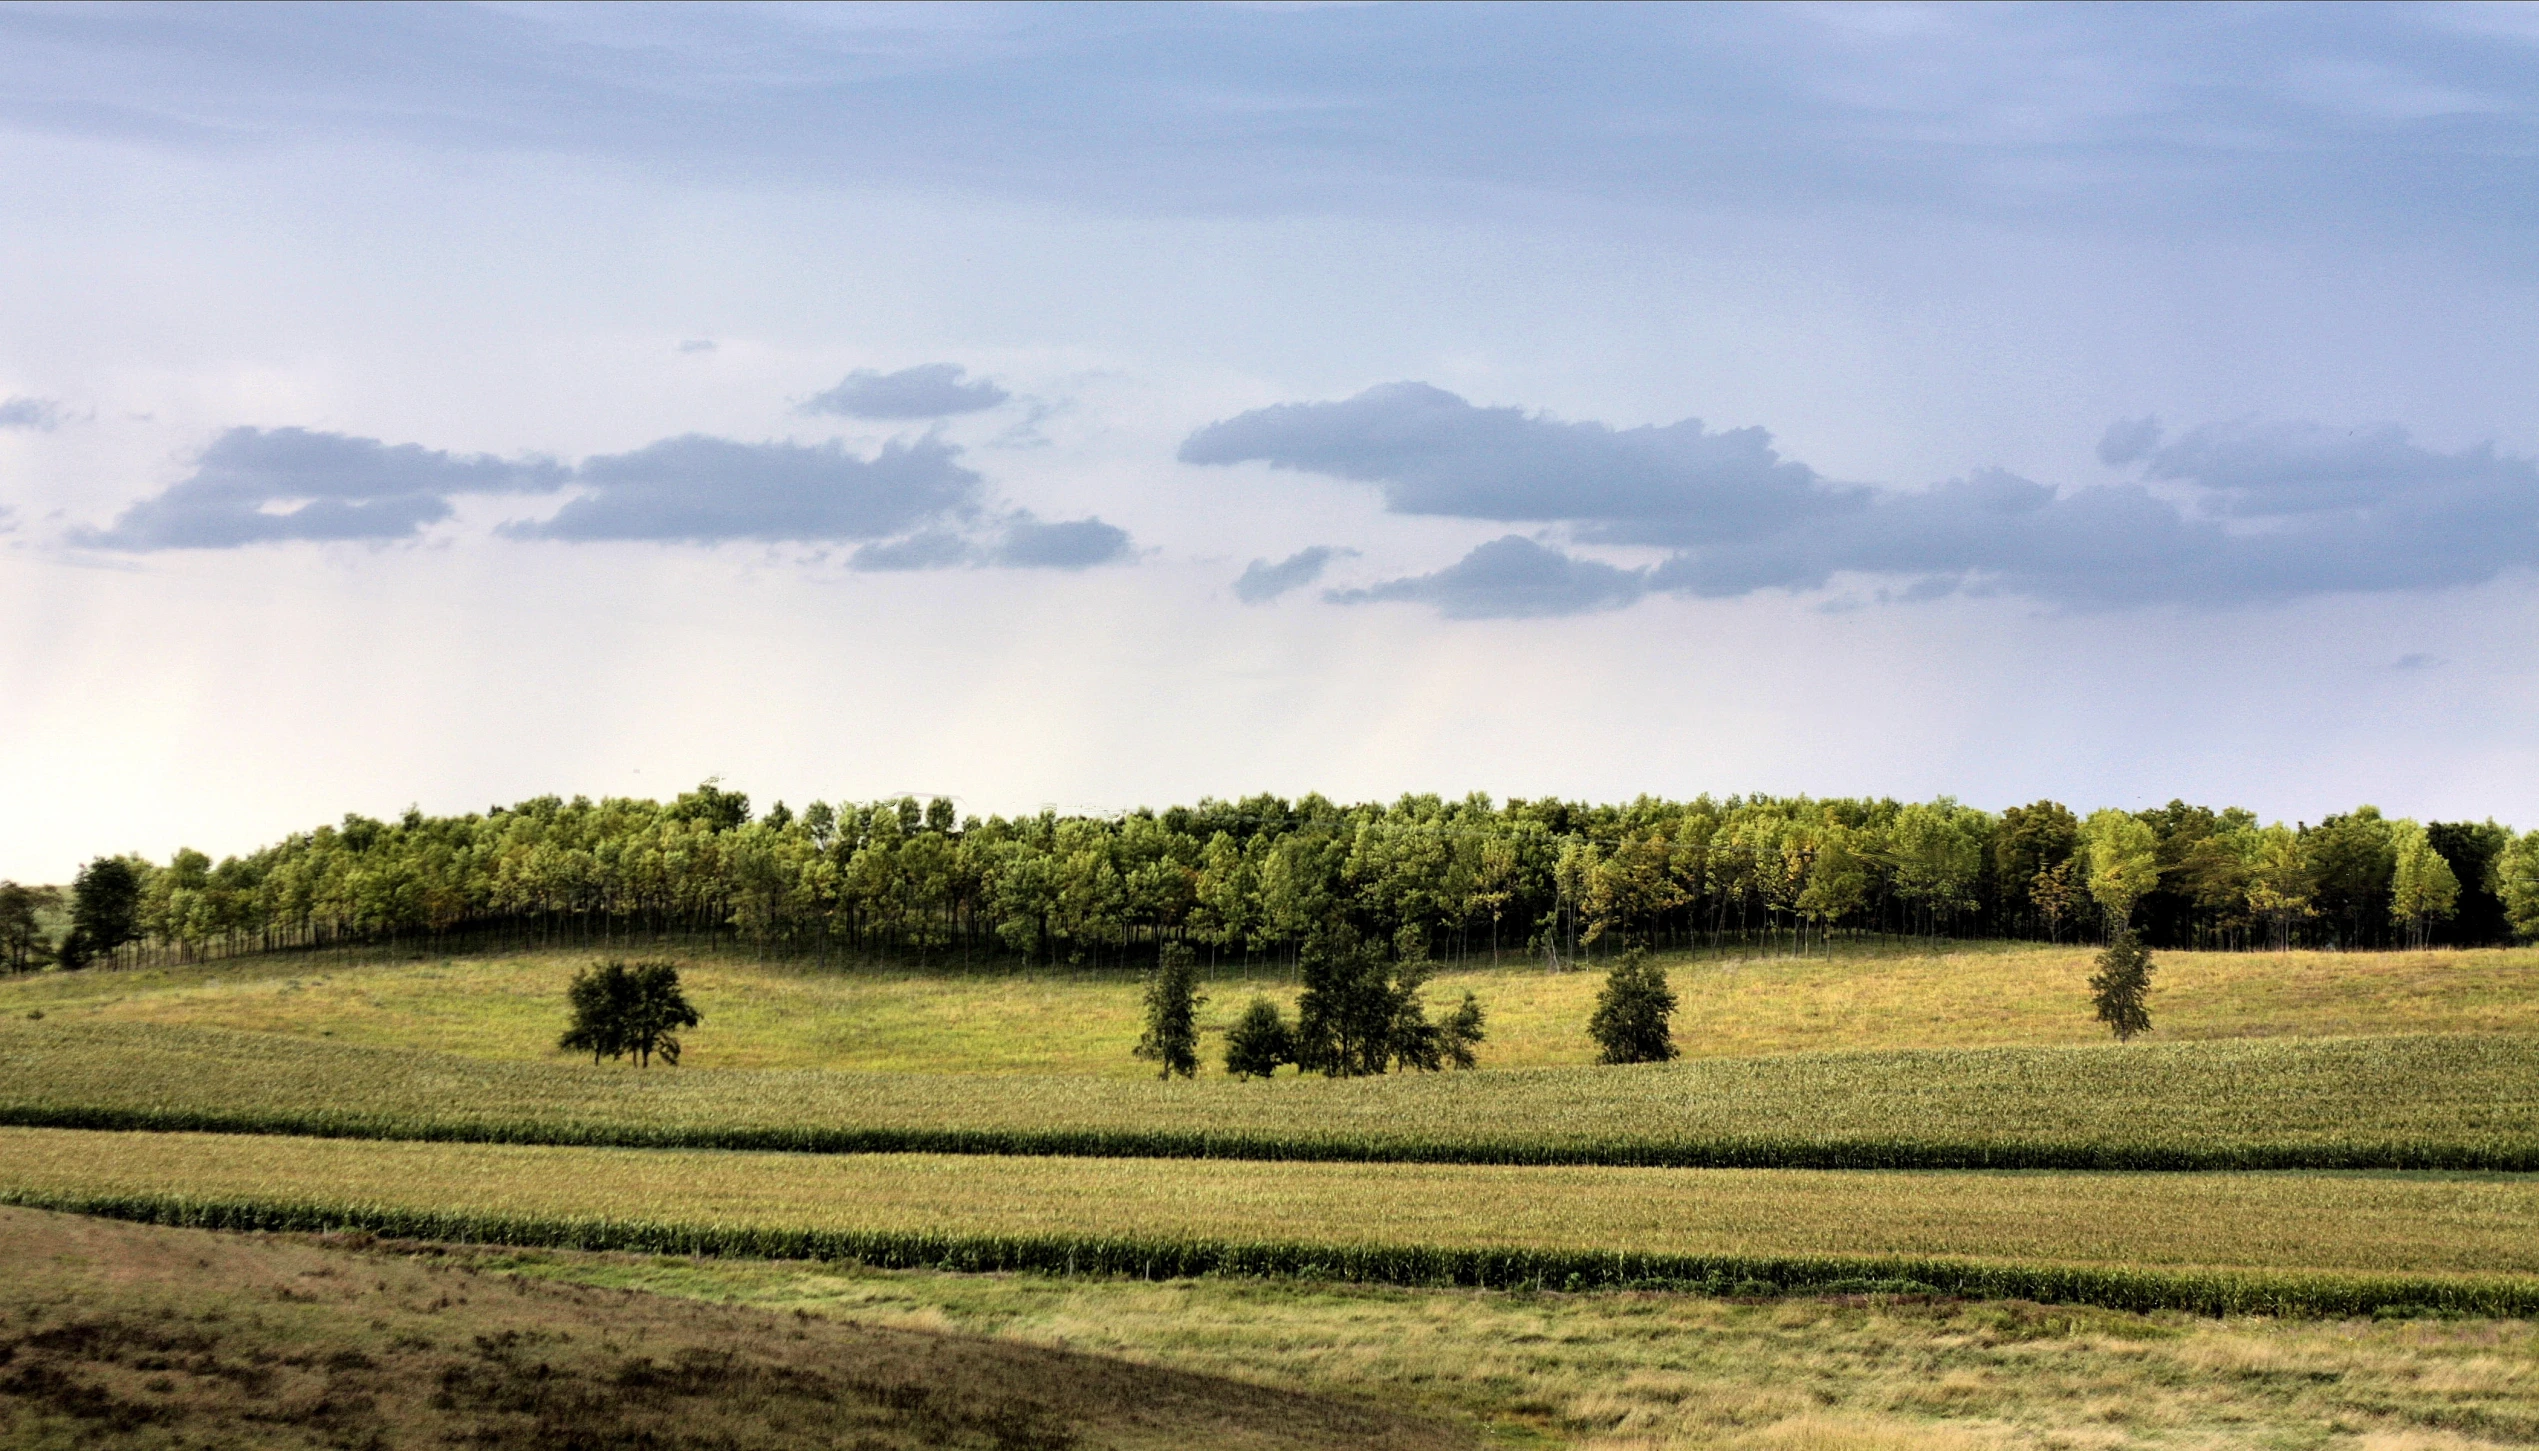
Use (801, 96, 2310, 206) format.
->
(0, 396, 62, 431)
(991, 512, 1132, 569)
(74, 426, 564, 550)
(507, 434, 980, 545)
(1181, 382, 1857, 546)
(1233, 545, 1352, 603)
(1191, 384, 2539, 616)
(1328, 535, 1645, 620)
(803, 363, 1009, 420)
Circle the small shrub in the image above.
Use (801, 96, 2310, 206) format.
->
(1222, 998, 1295, 1079)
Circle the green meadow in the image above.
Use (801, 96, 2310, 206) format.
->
(6, 940, 2535, 1072)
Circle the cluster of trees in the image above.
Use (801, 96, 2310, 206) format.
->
(13, 783, 2539, 975)
(1143, 925, 1486, 1079)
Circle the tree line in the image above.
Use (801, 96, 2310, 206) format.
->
(10, 782, 2538, 974)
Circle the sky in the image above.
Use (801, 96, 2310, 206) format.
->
(4, 1, 2538, 878)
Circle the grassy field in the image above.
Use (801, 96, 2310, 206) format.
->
(510, 1241, 2539, 1451)
(0, 1204, 1460, 1451)
(5, 1126, 2537, 1305)
(5, 941, 2533, 1075)
(5, 1018, 2532, 1170)
(16, 1206, 2538, 1451)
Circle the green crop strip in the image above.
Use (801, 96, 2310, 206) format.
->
(9, 1188, 2535, 1321)
(5, 1020, 2535, 1170)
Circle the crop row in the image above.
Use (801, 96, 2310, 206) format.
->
(10, 1186, 2535, 1321)
(4, 1126, 2534, 1277)
(5, 1020, 2535, 1169)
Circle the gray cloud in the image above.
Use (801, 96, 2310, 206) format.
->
(74, 423, 1135, 568)
(849, 529, 976, 572)
(677, 339, 717, 355)
(507, 434, 980, 545)
(1181, 382, 1858, 546)
(803, 363, 1009, 420)
(1328, 535, 1645, 620)
(2392, 653, 2442, 672)
(75, 426, 565, 549)
(1233, 545, 1353, 603)
(2097, 417, 2160, 467)
(1189, 384, 2539, 616)
(991, 512, 1132, 569)
(0, 396, 62, 431)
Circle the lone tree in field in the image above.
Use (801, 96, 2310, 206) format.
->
(1134, 943, 1205, 1079)
(1223, 997, 1296, 1079)
(2089, 933, 2155, 1041)
(1588, 946, 1679, 1065)
(561, 960, 701, 1067)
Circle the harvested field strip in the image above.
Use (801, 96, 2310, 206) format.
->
(5, 1020, 2535, 1169)
(2, 1128, 2537, 1318)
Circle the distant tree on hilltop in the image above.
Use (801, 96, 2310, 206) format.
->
(561, 960, 701, 1067)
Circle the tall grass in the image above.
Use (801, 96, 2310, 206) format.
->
(4, 1020, 2534, 1169)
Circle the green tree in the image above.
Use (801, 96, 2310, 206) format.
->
(2307, 808, 2397, 947)
(559, 960, 701, 1067)
(2388, 821, 2461, 950)
(559, 962, 632, 1064)
(1587, 946, 1679, 1064)
(2029, 859, 2083, 943)
(1222, 997, 1295, 1078)
(2089, 933, 2155, 1041)
(2426, 821, 2514, 945)
(2080, 811, 2160, 936)
(2243, 823, 2314, 951)
(1133, 942, 1205, 1079)
(2499, 830, 2539, 942)
(62, 856, 145, 969)
(0, 882, 60, 972)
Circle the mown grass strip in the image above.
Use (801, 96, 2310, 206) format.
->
(10, 1187, 2535, 1321)
(5, 1021, 2536, 1170)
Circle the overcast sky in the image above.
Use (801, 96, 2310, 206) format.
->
(5, 1, 2538, 878)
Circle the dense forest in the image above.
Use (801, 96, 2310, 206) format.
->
(8, 784, 2537, 973)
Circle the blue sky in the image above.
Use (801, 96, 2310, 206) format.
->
(3, 2, 2536, 875)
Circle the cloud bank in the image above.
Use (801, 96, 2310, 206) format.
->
(1187, 385, 2539, 616)
(73, 427, 566, 549)
(802, 364, 1009, 420)
(72, 424, 1129, 570)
